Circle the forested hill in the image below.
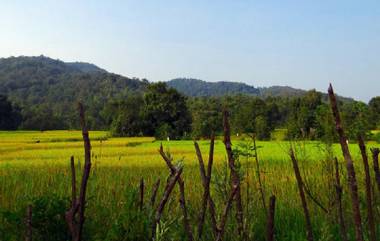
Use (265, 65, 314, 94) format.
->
(166, 78, 261, 96)
(166, 78, 353, 102)
(166, 78, 305, 97)
(0, 56, 148, 129)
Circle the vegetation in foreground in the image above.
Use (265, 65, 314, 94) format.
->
(1, 129, 379, 241)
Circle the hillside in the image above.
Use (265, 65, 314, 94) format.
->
(167, 78, 353, 102)
(167, 78, 306, 98)
(0, 56, 148, 129)
(166, 78, 260, 96)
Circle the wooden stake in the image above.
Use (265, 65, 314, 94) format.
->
(358, 136, 376, 241)
(371, 148, 380, 193)
(25, 205, 32, 241)
(328, 84, 363, 241)
(152, 167, 183, 240)
(223, 110, 245, 238)
(159, 146, 194, 241)
(334, 158, 348, 241)
(290, 148, 313, 241)
(266, 195, 276, 241)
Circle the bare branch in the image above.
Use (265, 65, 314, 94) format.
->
(216, 185, 239, 241)
(152, 167, 183, 240)
(328, 84, 363, 241)
(25, 205, 32, 241)
(290, 148, 313, 241)
(150, 179, 161, 207)
(266, 195, 276, 241)
(159, 146, 194, 241)
(371, 148, 380, 193)
(358, 136, 376, 241)
(223, 109, 244, 238)
(334, 158, 348, 241)
(140, 178, 145, 211)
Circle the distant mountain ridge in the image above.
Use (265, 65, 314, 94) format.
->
(0, 55, 147, 128)
(167, 78, 311, 98)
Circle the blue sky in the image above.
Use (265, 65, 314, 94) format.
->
(1, 1, 379, 101)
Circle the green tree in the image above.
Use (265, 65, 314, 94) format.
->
(341, 101, 371, 139)
(142, 82, 191, 139)
(369, 96, 380, 129)
(287, 90, 322, 139)
(0, 95, 22, 130)
(188, 97, 222, 138)
(105, 94, 144, 136)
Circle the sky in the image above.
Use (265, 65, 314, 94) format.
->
(0, 1, 379, 102)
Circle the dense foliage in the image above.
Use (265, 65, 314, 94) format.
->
(0, 56, 378, 140)
(0, 95, 21, 130)
(0, 56, 147, 130)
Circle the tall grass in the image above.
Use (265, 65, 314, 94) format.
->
(0, 131, 378, 240)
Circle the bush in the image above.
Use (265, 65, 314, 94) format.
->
(0, 195, 70, 241)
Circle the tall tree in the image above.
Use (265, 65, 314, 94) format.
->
(369, 96, 380, 129)
(142, 82, 191, 139)
(0, 95, 22, 130)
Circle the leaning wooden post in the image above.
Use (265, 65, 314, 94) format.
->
(328, 84, 364, 241)
(290, 148, 313, 241)
(358, 136, 376, 241)
(370, 148, 380, 193)
(25, 205, 32, 241)
(334, 158, 348, 241)
(222, 110, 245, 238)
(65, 102, 92, 241)
(266, 195, 276, 241)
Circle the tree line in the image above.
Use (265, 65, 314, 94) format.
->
(1, 82, 380, 141)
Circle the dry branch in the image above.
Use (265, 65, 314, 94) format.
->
(65, 102, 92, 241)
(25, 205, 32, 241)
(222, 110, 245, 238)
(371, 148, 380, 193)
(195, 137, 218, 239)
(253, 136, 267, 215)
(159, 145, 194, 241)
(358, 136, 376, 241)
(216, 185, 239, 241)
(290, 148, 313, 241)
(140, 178, 145, 211)
(152, 167, 183, 240)
(328, 84, 364, 241)
(150, 179, 161, 207)
(266, 195, 276, 241)
(334, 158, 348, 241)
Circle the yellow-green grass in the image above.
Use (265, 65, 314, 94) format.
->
(1, 130, 379, 240)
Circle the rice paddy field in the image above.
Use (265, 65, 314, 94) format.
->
(1, 130, 379, 241)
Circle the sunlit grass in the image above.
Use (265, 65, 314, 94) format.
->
(0, 130, 379, 240)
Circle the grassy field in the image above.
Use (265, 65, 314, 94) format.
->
(0, 130, 379, 240)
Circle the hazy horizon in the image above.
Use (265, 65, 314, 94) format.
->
(1, 1, 379, 102)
